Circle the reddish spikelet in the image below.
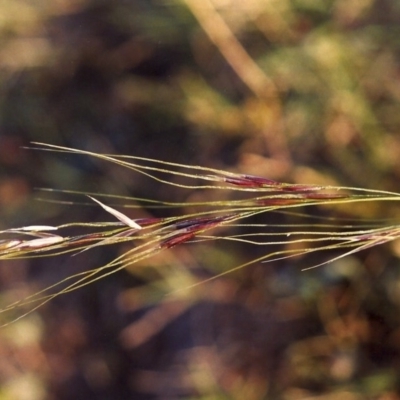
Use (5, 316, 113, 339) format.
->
(136, 217, 164, 226)
(224, 175, 279, 188)
(224, 174, 326, 194)
(283, 186, 320, 192)
(161, 231, 196, 249)
(224, 177, 260, 187)
(162, 214, 235, 249)
(256, 198, 304, 206)
(242, 175, 279, 186)
(175, 214, 234, 231)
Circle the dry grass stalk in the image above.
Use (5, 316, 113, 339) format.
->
(0, 142, 399, 325)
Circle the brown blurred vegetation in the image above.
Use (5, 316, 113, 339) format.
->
(1, 0, 400, 399)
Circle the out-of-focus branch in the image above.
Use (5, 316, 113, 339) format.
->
(182, 0, 279, 102)
(183, 0, 289, 159)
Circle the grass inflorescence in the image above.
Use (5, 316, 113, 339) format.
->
(0, 142, 400, 325)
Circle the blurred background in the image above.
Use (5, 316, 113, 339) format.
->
(1, 0, 400, 399)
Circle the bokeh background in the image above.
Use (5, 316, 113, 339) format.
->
(1, 0, 400, 399)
